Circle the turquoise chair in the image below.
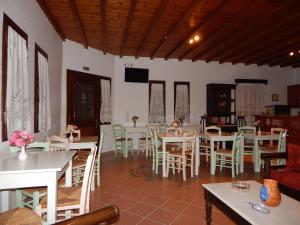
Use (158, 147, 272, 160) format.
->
(112, 124, 134, 157)
(16, 142, 49, 211)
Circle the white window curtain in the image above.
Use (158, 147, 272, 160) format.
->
(100, 79, 112, 123)
(236, 83, 266, 125)
(149, 83, 165, 122)
(6, 26, 31, 137)
(175, 84, 190, 123)
(38, 52, 51, 132)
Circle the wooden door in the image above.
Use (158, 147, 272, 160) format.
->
(67, 70, 100, 136)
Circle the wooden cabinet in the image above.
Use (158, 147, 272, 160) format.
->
(207, 83, 236, 125)
(288, 84, 300, 107)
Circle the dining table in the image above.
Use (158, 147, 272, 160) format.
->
(158, 132, 200, 177)
(199, 131, 245, 175)
(124, 125, 149, 158)
(0, 149, 76, 224)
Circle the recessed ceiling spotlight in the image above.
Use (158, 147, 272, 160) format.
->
(298, 49, 300, 53)
(194, 35, 200, 41)
(189, 39, 194, 44)
(289, 52, 294, 56)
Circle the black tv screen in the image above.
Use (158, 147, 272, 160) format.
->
(125, 67, 149, 83)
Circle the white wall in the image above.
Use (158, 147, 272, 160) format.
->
(113, 57, 295, 125)
(0, 0, 63, 149)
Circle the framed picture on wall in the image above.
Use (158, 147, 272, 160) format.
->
(272, 94, 279, 102)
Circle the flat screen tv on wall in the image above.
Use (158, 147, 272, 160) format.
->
(125, 67, 149, 83)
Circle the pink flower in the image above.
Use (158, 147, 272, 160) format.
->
(9, 130, 34, 147)
(15, 138, 25, 147)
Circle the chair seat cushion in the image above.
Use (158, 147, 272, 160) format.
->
(40, 186, 81, 208)
(261, 144, 277, 150)
(271, 169, 300, 192)
(200, 142, 210, 147)
(260, 146, 277, 153)
(0, 207, 43, 225)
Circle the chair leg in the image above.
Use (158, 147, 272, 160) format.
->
(155, 154, 159, 174)
(16, 190, 25, 208)
(182, 158, 186, 181)
(206, 147, 209, 162)
(166, 156, 170, 177)
(32, 191, 40, 212)
(231, 158, 235, 178)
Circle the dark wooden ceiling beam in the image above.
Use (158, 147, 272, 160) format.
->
(179, 0, 253, 61)
(68, 0, 88, 48)
(119, 0, 138, 57)
(149, 0, 202, 59)
(135, 0, 168, 58)
(247, 39, 300, 66)
(202, 1, 290, 63)
(218, 4, 299, 64)
(164, 0, 230, 60)
(99, 0, 107, 54)
(279, 57, 300, 68)
(36, 0, 65, 40)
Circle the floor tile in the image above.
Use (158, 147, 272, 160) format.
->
(127, 202, 157, 217)
(160, 199, 188, 213)
(147, 208, 178, 224)
(170, 214, 204, 225)
(114, 211, 143, 225)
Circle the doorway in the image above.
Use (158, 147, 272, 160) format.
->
(67, 69, 101, 136)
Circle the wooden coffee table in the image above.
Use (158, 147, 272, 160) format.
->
(202, 180, 300, 225)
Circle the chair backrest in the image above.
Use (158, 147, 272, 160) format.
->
(232, 131, 243, 157)
(80, 143, 98, 214)
(270, 127, 285, 145)
(150, 128, 159, 154)
(277, 130, 287, 152)
(47, 136, 69, 151)
(27, 141, 49, 151)
(238, 126, 256, 134)
(205, 126, 221, 134)
(159, 123, 168, 134)
(112, 124, 124, 139)
(182, 131, 197, 156)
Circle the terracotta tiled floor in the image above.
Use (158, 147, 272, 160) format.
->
(90, 153, 262, 225)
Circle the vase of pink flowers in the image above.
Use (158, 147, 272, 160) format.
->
(132, 116, 139, 128)
(9, 130, 34, 161)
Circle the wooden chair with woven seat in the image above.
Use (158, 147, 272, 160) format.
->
(166, 131, 197, 181)
(35, 144, 98, 222)
(259, 130, 287, 167)
(262, 127, 285, 149)
(200, 126, 221, 162)
(0, 207, 46, 225)
(112, 124, 134, 157)
(238, 126, 256, 161)
(15, 142, 50, 211)
(213, 131, 243, 178)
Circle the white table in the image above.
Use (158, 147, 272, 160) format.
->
(0, 150, 76, 224)
(159, 133, 200, 177)
(69, 136, 98, 150)
(124, 126, 149, 158)
(199, 132, 244, 175)
(202, 180, 300, 225)
(245, 131, 281, 172)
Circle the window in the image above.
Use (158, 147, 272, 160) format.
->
(100, 78, 112, 124)
(34, 44, 51, 132)
(174, 82, 190, 123)
(2, 13, 30, 140)
(149, 80, 165, 123)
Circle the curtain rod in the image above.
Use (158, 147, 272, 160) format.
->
(235, 79, 268, 85)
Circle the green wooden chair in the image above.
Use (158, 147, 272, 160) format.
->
(238, 126, 256, 161)
(213, 131, 243, 178)
(112, 124, 133, 157)
(16, 142, 49, 211)
(149, 128, 164, 174)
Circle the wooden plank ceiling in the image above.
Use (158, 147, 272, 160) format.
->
(37, 0, 300, 68)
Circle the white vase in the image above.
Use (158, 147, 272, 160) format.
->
(18, 146, 27, 161)
(69, 133, 74, 142)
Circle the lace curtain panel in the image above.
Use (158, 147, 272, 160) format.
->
(38, 52, 51, 132)
(175, 84, 190, 123)
(6, 26, 31, 137)
(100, 79, 112, 123)
(236, 83, 266, 125)
(149, 83, 165, 122)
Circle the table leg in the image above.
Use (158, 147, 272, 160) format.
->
(204, 189, 212, 225)
(195, 137, 200, 176)
(254, 138, 260, 172)
(0, 191, 10, 212)
(162, 139, 167, 177)
(210, 140, 215, 175)
(65, 160, 72, 187)
(47, 172, 57, 224)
